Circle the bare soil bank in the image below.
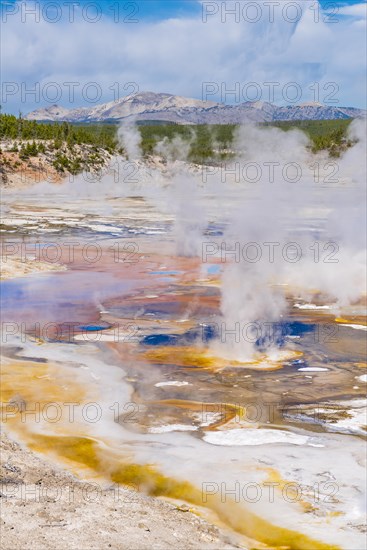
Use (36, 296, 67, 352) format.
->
(0, 432, 241, 550)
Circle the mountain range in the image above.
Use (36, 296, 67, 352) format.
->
(25, 91, 366, 124)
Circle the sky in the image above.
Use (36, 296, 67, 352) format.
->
(1, 0, 366, 114)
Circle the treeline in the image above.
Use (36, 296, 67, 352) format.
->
(139, 124, 236, 162)
(0, 114, 116, 175)
(139, 119, 356, 159)
(0, 114, 357, 162)
(0, 114, 117, 152)
(0, 115, 236, 163)
(267, 119, 354, 157)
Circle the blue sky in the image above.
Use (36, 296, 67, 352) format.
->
(1, 0, 364, 20)
(119, 1, 201, 20)
(0, 0, 202, 20)
(1, 0, 366, 112)
(139, 0, 361, 19)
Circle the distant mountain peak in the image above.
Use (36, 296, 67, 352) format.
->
(299, 101, 324, 108)
(25, 91, 366, 124)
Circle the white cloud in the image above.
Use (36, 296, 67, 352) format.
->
(1, 0, 366, 113)
(338, 3, 367, 19)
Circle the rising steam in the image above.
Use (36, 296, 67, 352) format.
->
(16, 118, 366, 361)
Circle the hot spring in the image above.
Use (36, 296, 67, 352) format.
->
(1, 121, 366, 549)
